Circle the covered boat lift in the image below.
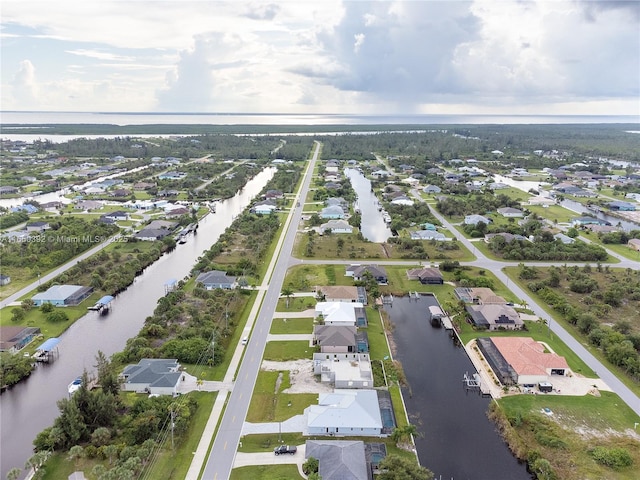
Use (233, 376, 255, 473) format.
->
(33, 337, 60, 363)
(88, 295, 114, 313)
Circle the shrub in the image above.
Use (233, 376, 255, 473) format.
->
(590, 446, 633, 469)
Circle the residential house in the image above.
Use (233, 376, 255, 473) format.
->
(306, 389, 383, 436)
(313, 353, 373, 389)
(121, 359, 182, 396)
(305, 440, 370, 480)
(133, 228, 172, 241)
(0, 186, 19, 194)
(628, 238, 640, 251)
(464, 214, 491, 226)
(314, 325, 357, 353)
(410, 230, 447, 241)
(484, 232, 528, 244)
(316, 302, 365, 327)
(466, 304, 523, 331)
(320, 219, 353, 234)
(26, 221, 50, 233)
(320, 205, 346, 219)
(346, 265, 388, 284)
(527, 196, 555, 207)
(166, 207, 190, 218)
(253, 204, 277, 215)
(477, 337, 569, 386)
(0, 326, 41, 353)
(497, 207, 524, 218)
(326, 197, 348, 209)
(316, 285, 367, 304)
(370, 170, 391, 178)
(264, 189, 284, 199)
(11, 204, 38, 214)
(389, 196, 414, 206)
(32, 285, 93, 306)
(571, 216, 608, 227)
(607, 201, 636, 211)
(324, 182, 342, 190)
(195, 270, 238, 290)
(103, 211, 129, 221)
(406, 267, 443, 284)
(423, 185, 442, 194)
(75, 200, 104, 211)
(456, 287, 507, 305)
(554, 233, 575, 244)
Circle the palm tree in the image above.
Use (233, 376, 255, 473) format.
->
(391, 424, 420, 446)
(281, 286, 294, 309)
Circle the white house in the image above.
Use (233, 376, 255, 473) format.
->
(306, 389, 383, 436)
(316, 302, 364, 326)
(254, 204, 277, 215)
(464, 214, 491, 226)
(390, 196, 414, 206)
(320, 219, 353, 234)
(410, 230, 448, 241)
(313, 353, 373, 389)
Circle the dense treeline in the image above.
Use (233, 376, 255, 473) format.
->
(0, 210, 29, 229)
(0, 352, 34, 388)
(521, 264, 640, 381)
(0, 217, 119, 270)
(489, 236, 608, 261)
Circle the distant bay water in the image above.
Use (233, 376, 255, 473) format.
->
(1, 111, 638, 142)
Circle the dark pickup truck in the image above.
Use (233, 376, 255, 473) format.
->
(274, 445, 297, 455)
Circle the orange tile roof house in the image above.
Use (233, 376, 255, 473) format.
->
(478, 337, 569, 386)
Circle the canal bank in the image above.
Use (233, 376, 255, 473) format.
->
(0, 167, 275, 479)
(384, 295, 531, 480)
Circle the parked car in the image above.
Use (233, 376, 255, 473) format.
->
(274, 445, 297, 455)
(241, 336, 248, 345)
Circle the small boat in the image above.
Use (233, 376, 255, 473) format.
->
(68, 377, 83, 395)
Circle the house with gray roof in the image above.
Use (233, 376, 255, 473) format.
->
(464, 214, 491, 226)
(306, 389, 383, 436)
(196, 270, 237, 290)
(466, 304, 523, 331)
(410, 230, 447, 241)
(345, 265, 387, 284)
(497, 207, 524, 217)
(305, 440, 370, 480)
(314, 325, 357, 353)
(423, 184, 442, 194)
(320, 205, 346, 219)
(121, 358, 182, 396)
(320, 219, 353, 234)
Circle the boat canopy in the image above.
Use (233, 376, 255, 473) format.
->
(36, 337, 60, 352)
(97, 295, 114, 305)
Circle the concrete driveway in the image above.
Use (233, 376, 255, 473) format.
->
(233, 444, 307, 477)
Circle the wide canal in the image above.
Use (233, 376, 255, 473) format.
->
(0, 167, 274, 478)
(344, 167, 393, 242)
(385, 295, 531, 480)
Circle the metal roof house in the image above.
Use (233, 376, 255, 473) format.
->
(320, 219, 353, 234)
(195, 270, 238, 290)
(320, 205, 346, 219)
(315, 302, 365, 326)
(32, 285, 93, 306)
(121, 358, 182, 396)
(305, 440, 370, 480)
(306, 389, 383, 436)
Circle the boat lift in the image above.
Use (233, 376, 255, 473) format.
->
(32, 337, 60, 363)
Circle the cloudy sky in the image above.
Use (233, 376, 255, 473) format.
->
(1, 0, 639, 115)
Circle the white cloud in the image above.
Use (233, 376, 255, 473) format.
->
(10, 59, 39, 104)
(65, 49, 135, 62)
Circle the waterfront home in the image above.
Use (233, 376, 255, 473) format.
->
(0, 326, 41, 353)
(253, 204, 277, 215)
(390, 195, 414, 206)
(607, 201, 636, 211)
(313, 353, 373, 389)
(313, 325, 357, 353)
(306, 389, 383, 436)
(32, 285, 93, 307)
(264, 189, 284, 199)
(465, 304, 523, 331)
(121, 358, 182, 396)
(345, 265, 388, 284)
(305, 440, 370, 480)
(456, 287, 507, 305)
(320, 205, 346, 219)
(527, 196, 555, 207)
(196, 270, 238, 290)
(320, 219, 353, 234)
(316, 302, 365, 327)
(134, 228, 172, 241)
(0, 185, 19, 194)
(316, 285, 367, 304)
(325, 197, 348, 209)
(406, 267, 443, 284)
(571, 216, 608, 227)
(477, 337, 569, 386)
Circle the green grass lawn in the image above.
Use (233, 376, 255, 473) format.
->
(263, 341, 317, 361)
(270, 318, 314, 334)
(283, 264, 353, 291)
(275, 296, 316, 312)
(247, 370, 316, 422)
(230, 465, 303, 480)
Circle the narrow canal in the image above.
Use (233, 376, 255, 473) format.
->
(385, 295, 531, 480)
(344, 168, 393, 242)
(0, 167, 275, 478)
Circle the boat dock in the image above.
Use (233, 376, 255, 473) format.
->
(88, 295, 114, 313)
(463, 371, 491, 396)
(32, 337, 60, 363)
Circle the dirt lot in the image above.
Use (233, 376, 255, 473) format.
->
(260, 359, 333, 394)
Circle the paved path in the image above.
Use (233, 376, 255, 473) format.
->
(241, 414, 309, 435)
(266, 334, 313, 342)
(233, 444, 307, 478)
(274, 309, 316, 318)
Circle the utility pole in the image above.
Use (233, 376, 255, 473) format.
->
(170, 408, 175, 451)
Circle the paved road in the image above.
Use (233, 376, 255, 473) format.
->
(198, 142, 320, 480)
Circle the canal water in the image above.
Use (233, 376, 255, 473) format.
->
(344, 168, 393, 242)
(0, 167, 275, 478)
(385, 295, 531, 480)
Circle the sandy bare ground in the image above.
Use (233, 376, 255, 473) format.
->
(261, 359, 333, 394)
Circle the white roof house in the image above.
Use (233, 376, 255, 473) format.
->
(313, 353, 373, 389)
(320, 205, 346, 219)
(315, 302, 363, 326)
(320, 219, 353, 234)
(464, 214, 491, 225)
(306, 389, 383, 436)
(390, 196, 414, 206)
